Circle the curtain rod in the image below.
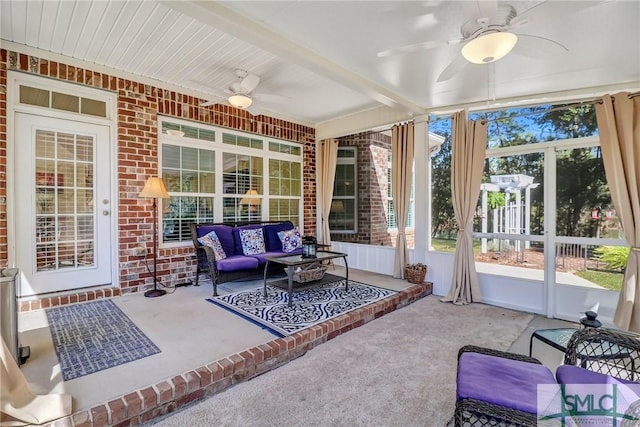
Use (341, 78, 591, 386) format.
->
(429, 91, 639, 125)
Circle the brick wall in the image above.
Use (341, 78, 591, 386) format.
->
(330, 131, 414, 248)
(0, 49, 316, 308)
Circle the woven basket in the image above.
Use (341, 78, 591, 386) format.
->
(291, 263, 328, 283)
(404, 263, 427, 284)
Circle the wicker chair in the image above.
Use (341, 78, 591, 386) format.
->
(454, 345, 555, 427)
(454, 329, 640, 427)
(563, 327, 640, 381)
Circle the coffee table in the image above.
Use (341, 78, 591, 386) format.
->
(263, 250, 349, 307)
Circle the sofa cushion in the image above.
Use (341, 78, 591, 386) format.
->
(239, 228, 266, 255)
(216, 255, 260, 272)
(263, 221, 295, 252)
(457, 352, 556, 414)
(278, 228, 302, 253)
(233, 224, 264, 255)
(197, 225, 236, 256)
(197, 230, 227, 260)
(250, 249, 303, 265)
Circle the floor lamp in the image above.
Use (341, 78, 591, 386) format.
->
(139, 176, 170, 297)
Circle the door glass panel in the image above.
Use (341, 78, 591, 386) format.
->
(34, 129, 95, 271)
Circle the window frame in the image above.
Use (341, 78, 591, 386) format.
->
(330, 147, 358, 234)
(158, 117, 303, 248)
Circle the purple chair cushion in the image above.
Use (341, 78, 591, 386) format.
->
(215, 255, 259, 272)
(556, 365, 638, 385)
(457, 352, 556, 414)
(263, 221, 295, 252)
(198, 225, 235, 256)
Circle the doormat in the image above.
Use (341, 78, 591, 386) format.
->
(46, 299, 161, 381)
(207, 275, 397, 337)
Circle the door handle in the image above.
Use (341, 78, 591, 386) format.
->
(103, 210, 109, 216)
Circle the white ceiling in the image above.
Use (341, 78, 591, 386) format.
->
(1, 0, 639, 129)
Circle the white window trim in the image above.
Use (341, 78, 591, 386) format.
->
(330, 147, 358, 234)
(158, 116, 303, 248)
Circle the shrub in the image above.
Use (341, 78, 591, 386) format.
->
(594, 246, 630, 271)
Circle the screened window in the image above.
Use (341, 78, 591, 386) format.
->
(329, 147, 357, 232)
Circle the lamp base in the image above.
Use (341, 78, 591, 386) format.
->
(144, 288, 167, 298)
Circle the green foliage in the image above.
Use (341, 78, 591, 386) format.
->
(594, 246, 630, 271)
(429, 118, 456, 239)
(574, 270, 623, 291)
(487, 191, 505, 209)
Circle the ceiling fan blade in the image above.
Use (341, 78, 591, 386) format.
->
(510, 1, 604, 28)
(377, 39, 452, 58)
(436, 54, 468, 82)
(513, 34, 568, 58)
(240, 74, 261, 93)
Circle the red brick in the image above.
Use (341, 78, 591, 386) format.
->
(155, 381, 173, 404)
(195, 366, 212, 388)
(72, 411, 91, 427)
(108, 398, 126, 424)
(207, 362, 223, 382)
(90, 405, 109, 426)
(124, 392, 143, 417)
(172, 375, 188, 399)
(139, 387, 157, 410)
(218, 358, 234, 377)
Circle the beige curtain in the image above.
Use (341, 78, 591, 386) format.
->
(595, 92, 640, 332)
(392, 123, 415, 278)
(318, 139, 339, 245)
(442, 111, 488, 304)
(1, 337, 72, 425)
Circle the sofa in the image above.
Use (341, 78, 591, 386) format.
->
(190, 220, 303, 296)
(454, 327, 640, 426)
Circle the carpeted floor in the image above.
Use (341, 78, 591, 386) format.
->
(151, 295, 534, 427)
(46, 299, 161, 381)
(208, 275, 397, 336)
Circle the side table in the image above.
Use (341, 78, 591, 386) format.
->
(530, 327, 634, 378)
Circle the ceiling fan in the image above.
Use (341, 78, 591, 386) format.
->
(200, 69, 288, 110)
(377, 1, 601, 82)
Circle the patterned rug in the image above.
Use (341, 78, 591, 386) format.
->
(207, 275, 397, 337)
(46, 299, 161, 381)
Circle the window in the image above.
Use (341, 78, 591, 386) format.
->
(329, 147, 357, 232)
(222, 153, 263, 222)
(159, 118, 303, 244)
(387, 152, 414, 229)
(162, 144, 215, 242)
(269, 159, 301, 224)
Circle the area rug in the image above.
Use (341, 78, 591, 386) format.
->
(46, 299, 161, 381)
(207, 275, 397, 337)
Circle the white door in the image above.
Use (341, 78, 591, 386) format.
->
(15, 113, 112, 296)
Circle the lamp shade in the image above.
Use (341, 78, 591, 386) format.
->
(461, 32, 518, 64)
(239, 189, 261, 206)
(139, 177, 170, 199)
(228, 94, 253, 109)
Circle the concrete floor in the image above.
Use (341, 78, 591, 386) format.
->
(17, 266, 580, 416)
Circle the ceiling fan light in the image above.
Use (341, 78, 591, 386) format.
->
(461, 32, 518, 64)
(228, 94, 253, 109)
